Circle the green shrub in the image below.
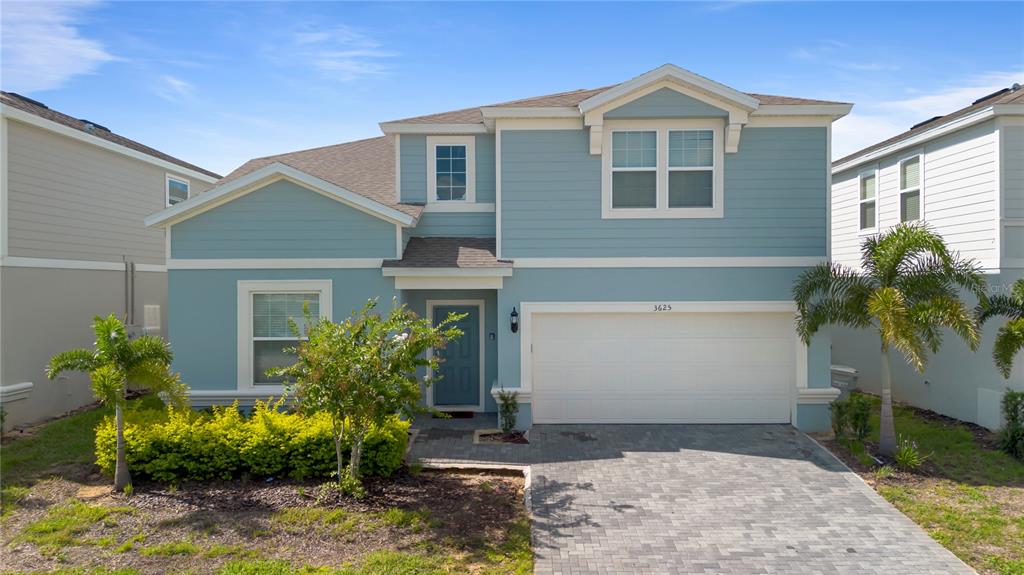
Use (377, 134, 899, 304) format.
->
(847, 393, 873, 441)
(830, 397, 850, 439)
(894, 435, 928, 470)
(999, 390, 1024, 461)
(497, 389, 519, 433)
(95, 401, 408, 483)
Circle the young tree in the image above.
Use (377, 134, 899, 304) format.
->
(793, 223, 985, 456)
(978, 278, 1024, 378)
(47, 314, 187, 490)
(272, 299, 463, 486)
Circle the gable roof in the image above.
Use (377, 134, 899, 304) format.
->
(833, 83, 1024, 168)
(0, 91, 221, 180)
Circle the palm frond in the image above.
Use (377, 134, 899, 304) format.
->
(910, 296, 981, 352)
(793, 263, 874, 343)
(993, 318, 1024, 378)
(91, 314, 127, 359)
(128, 335, 174, 368)
(866, 223, 952, 287)
(977, 293, 1024, 324)
(868, 286, 927, 371)
(90, 364, 126, 406)
(46, 348, 98, 380)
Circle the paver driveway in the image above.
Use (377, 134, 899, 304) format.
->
(409, 421, 974, 575)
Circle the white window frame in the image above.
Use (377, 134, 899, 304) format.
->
(426, 135, 476, 206)
(236, 279, 333, 392)
(165, 174, 190, 207)
(898, 153, 924, 223)
(601, 119, 724, 219)
(858, 168, 878, 234)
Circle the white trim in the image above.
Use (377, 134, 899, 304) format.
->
(1, 116, 8, 260)
(490, 387, 531, 403)
(0, 105, 218, 183)
(826, 122, 832, 261)
(857, 168, 879, 234)
(379, 122, 488, 135)
(511, 256, 826, 268)
(493, 118, 584, 131)
(165, 173, 190, 207)
(0, 256, 127, 271)
(426, 135, 476, 205)
(393, 276, 505, 290)
(135, 263, 167, 273)
(422, 202, 495, 213)
(495, 127, 503, 259)
(517, 300, 799, 396)
(395, 224, 403, 259)
(168, 258, 383, 270)
(897, 152, 924, 223)
(481, 107, 580, 120)
(579, 64, 760, 113)
(426, 299, 486, 411)
(394, 133, 402, 203)
(752, 104, 852, 118)
(797, 387, 842, 404)
(0, 382, 33, 403)
(236, 279, 332, 392)
(601, 120, 724, 219)
(747, 116, 837, 128)
(382, 267, 512, 277)
(145, 162, 415, 228)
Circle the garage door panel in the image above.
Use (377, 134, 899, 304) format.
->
(531, 310, 796, 424)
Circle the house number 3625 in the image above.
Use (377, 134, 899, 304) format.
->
(653, 304, 673, 312)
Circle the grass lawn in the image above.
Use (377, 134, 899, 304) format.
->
(1, 399, 532, 575)
(821, 393, 1024, 575)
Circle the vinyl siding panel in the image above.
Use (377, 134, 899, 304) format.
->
(501, 127, 827, 257)
(1003, 125, 1024, 219)
(832, 120, 999, 270)
(5, 119, 212, 264)
(411, 212, 495, 237)
(399, 134, 495, 204)
(170, 180, 396, 259)
(604, 88, 729, 118)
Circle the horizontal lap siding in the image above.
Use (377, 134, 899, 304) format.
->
(6, 120, 211, 264)
(1006, 126, 1024, 219)
(604, 88, 729, 118)
(411, 212, 495, 237)
(171, 180, 396, 259)
(500, 128, 827, 257)
(832, 120, 998, 270)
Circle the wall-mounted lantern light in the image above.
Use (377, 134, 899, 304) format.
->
(510, 307, 519, 333)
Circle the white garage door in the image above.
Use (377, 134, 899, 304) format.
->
(531, 311, 796, 424)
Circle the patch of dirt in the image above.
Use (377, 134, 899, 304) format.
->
(1, 469, 526, 574)
(478, 431, 529, 445)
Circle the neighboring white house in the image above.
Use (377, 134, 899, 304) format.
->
(831, 83, 1024, 430)
(0, 92, 220, 430)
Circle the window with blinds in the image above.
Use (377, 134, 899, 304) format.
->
(859, 172, 877, 230)
(899, 156, 922, 222)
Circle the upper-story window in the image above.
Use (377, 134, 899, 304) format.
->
(859, 170, 877, 231)
(899, 155, 922, 222)
(166, 175, 190, 206)
(427, 135, 475, 204)
(602, 120, 723, 219)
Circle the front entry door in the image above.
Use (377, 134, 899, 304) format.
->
(432, 305, 480, 408)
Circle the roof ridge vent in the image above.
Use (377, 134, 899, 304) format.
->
(79, 119, 110, 133)
(972, 87, 1010, 105)
(7, 92, 48, 109)
(910, 116, 943, 131)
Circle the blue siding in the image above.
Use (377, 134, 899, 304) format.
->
(400, 135, 427, 203)
(604, 88, 729, 118)
(494, 267, 832, 420)
(500, 127, 828, 258)
(171, 180, 396, 259)
(411, 212, 495, 237)
(400, 134, 495, 204)
(168, 268, 398, 391)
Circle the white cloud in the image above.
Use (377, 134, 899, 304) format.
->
(272, 24, 396, 82)
(154, 74, 195, 102)
(833, 69, 1023, 160)
(0, 1, 116, 92)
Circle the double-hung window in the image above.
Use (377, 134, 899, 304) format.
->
(604, 121, 723, 218)
(859, 171, 877, 231)
(899, 156, 922, 222)
(166, 175, 189, 206)
(427, 135, 476, 205)
(237, 280, 332, 389)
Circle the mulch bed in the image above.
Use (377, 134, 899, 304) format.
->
(477, 431, 529, 445)
(1, 465, 526, 574)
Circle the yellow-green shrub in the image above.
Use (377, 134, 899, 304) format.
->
(95, 401, 408, 482)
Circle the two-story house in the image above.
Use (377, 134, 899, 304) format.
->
(831, 83, 1024, 430)
(0, 92, 220, 429)
(145, 65, 851, 431)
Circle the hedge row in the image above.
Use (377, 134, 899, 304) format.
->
(95, 401, 409, 482)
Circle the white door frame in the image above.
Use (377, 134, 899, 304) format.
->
(519, 300, 807, 423)
(426, 299, 486, 411)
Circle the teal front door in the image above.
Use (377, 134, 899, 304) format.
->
(432, 305, 480, 408)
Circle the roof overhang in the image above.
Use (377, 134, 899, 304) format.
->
(382, 266, 513, 290)
(579, 64, 761, 113)
(1, 104, 219, 183)
(378, 122, 488, 135)
(144, 161, 415, 228)
(753, 104, 852, 118)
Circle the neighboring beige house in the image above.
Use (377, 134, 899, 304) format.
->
(830, 83, 1024, 430)
(0, 92, 220, 430)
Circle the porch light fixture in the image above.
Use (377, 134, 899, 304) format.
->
(510, 307, 519, 333)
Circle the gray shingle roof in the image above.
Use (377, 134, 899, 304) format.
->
(383, 237, 510, 268)
(1, 91, 221, 179)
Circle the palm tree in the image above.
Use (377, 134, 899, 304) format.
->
(47, 314, 187, 490)
(793, 223, 985, 456)
(978, 278, 1024, 378)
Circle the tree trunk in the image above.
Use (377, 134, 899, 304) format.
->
(878, 346, 897, 456)
(334, 433, 345, 485)
(113, 402, 132, 491)
(350, 434, 364, 479)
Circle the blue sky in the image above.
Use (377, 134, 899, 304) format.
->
(2, 1, 1022, 176)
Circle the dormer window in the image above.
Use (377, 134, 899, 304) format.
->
(166, 175, 189, 206)
(427, 136, 475, 204)
(602, 120, 724, 219)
